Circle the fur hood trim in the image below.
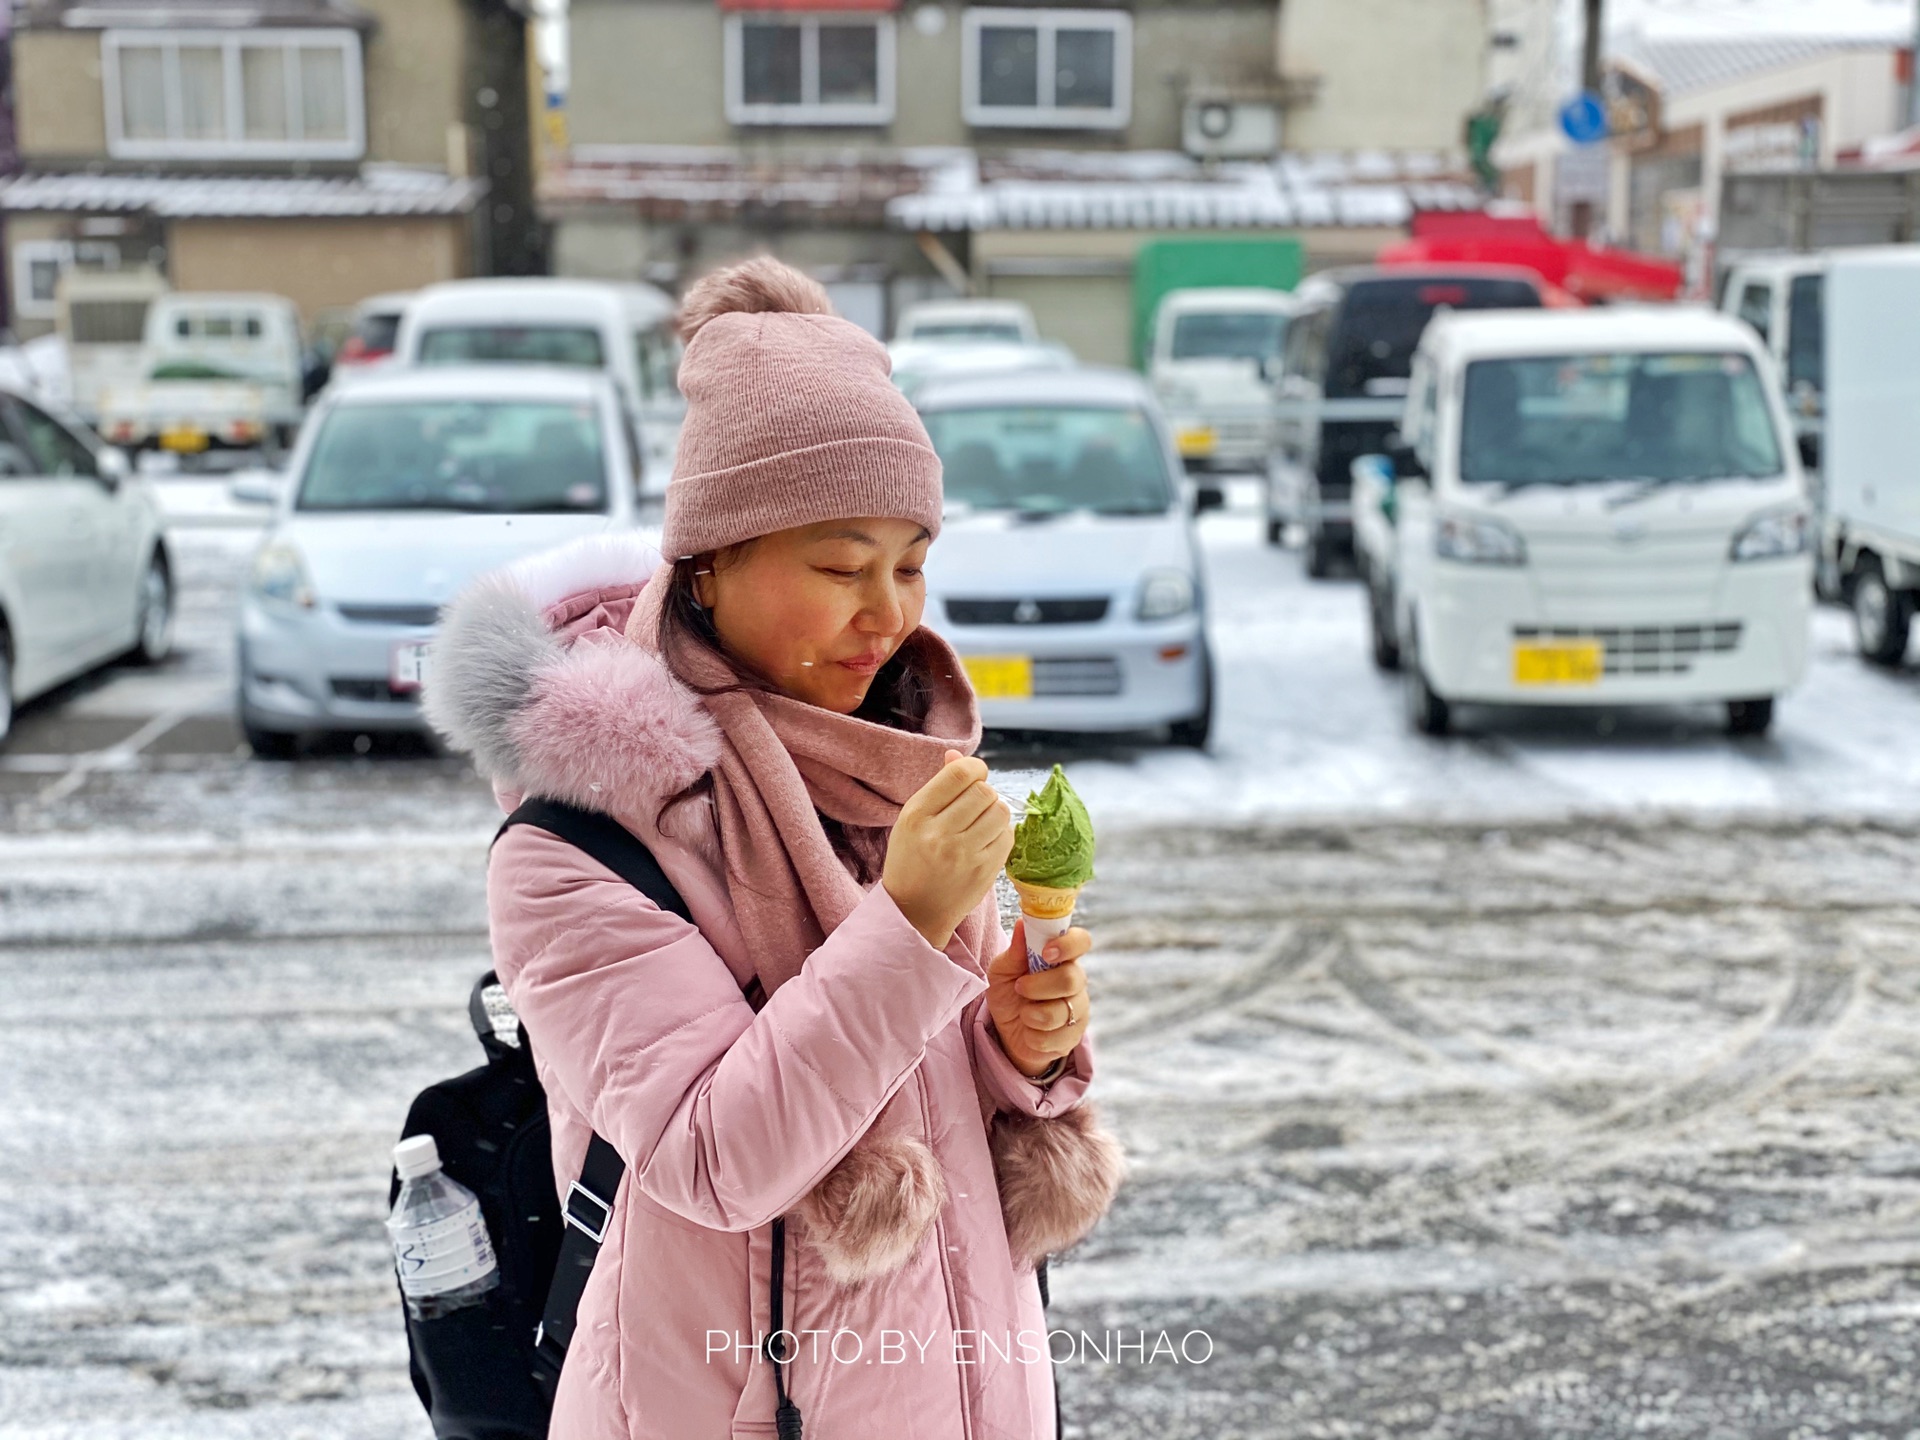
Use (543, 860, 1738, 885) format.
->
(421, 531, 723, 812)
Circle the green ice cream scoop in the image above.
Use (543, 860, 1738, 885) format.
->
(1006, 764, 1096, 889)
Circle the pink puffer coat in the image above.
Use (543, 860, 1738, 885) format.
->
(423, 533, 1127, 1440)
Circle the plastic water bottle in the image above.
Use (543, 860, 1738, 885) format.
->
(387, 1135, 500, 1320)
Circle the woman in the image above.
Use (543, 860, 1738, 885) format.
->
(424, 257, 1126, 1439)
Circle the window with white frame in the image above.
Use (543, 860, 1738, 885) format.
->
(723, 14, 895, 126)
(962, 8, 1130, 129)
(102, 29, 365, 159)
(11, 240, 122, 321)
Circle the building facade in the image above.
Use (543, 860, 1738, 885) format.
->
(1, 0, 541, 338)
(1496, 31, 1905, 288)
(545, 0, 1492, 362)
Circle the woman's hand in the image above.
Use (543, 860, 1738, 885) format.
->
(883, 749, 1015, 951)
(986, 919, 1091, 1077)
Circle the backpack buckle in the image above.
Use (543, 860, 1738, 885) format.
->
(564, 1181, 613, 1243)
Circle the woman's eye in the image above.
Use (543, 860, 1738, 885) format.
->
(898, 566, 924, 580)
(820, 567, 861, 580)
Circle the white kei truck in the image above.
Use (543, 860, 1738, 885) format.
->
(1825, 247, 1920, 667)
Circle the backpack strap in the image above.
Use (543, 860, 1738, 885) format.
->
(496, 795, 693, 921)
(494, 797, 696, 1404)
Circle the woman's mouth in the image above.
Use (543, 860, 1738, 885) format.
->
(835, 648, 888, 676)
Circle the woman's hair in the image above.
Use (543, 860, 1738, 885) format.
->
(654, 550, 933, 883)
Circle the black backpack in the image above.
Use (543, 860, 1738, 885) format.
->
(390, 796, 1061, 1439)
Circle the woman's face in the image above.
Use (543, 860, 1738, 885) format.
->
(695, 516, 932, 714)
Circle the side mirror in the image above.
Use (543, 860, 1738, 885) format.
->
(229, 470, 285, 506)
(1797, 432, 1821, 471)
(96, 445, 130, 487)
(1193, 484, 1226, 514)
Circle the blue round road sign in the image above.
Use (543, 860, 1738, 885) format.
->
(1559, 91, 1609, 145)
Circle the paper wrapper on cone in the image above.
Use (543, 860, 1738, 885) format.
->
(1011, 879, 1080, 972)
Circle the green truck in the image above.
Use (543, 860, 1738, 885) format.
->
(1132, 236, 1304, 368)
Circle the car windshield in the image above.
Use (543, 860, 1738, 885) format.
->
(296, 400, 608, 513)
(416, 325, 605, 369)
(1327, 276, 1541, 399)
(1458, 352, 1785, 486)
(922, 405, 1173, 515)
(1170, 311, 1287, 364)
(910, 322, 1026, 343)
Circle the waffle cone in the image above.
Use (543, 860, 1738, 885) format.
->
(1010, 878, 1080, 919)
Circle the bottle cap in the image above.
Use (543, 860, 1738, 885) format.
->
(393, 1135, 442, 1180)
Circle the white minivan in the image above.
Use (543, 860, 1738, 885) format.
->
(1147, 287, 1296, 473)
(1373, 307, 1811, 737)
(392, 278, 684, 488)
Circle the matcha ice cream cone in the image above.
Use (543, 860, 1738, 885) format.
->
(1005, 765, 1095, 972)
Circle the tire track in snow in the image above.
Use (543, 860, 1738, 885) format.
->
(1095, 923, 1340, 1046)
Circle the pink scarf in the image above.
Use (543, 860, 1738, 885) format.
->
(624, 562, 994, 998)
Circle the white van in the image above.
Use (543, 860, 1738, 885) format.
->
(392, 278, 683, 488)
(894, 298, 1039, 345)
(1148, 287, 1296, 473)
(1375, 307, 1810, 737)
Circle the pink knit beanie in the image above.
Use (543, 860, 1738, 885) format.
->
(661, 257, 944, 559)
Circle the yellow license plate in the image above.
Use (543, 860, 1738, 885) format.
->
(159, 425, 209, 453)
(964, 654, 1033, 700)
(1513, 641, 1604, 686)
(1175, 425, 1216, 457)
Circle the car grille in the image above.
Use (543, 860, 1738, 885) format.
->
(1032, 657, 1123, 697)
(1513, 622, 1743, 676)
(946, 597, 1110, 626)
(337, 603, 441, 626)
(330, 678, 416, 703)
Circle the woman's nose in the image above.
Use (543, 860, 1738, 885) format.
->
(857, 578, 907, 635)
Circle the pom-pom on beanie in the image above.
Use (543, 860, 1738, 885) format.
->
(660, 256, 944, 559)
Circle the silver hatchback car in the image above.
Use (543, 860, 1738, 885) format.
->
(236, 365, 646, 755)
(914, 367, 1214, 746)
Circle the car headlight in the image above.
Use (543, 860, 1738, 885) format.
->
(1138, 568, 1196, 620)
(252, 541, 316, 608)
(1434, 511, 1527, 566)
(1730, 507, 1810, 562)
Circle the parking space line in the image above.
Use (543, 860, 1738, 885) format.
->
(28, 703, 207, 808)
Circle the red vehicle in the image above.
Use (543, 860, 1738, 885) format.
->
(1377, 210, 1684, 305)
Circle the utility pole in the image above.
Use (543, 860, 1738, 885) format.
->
(1582, 0, 1604, 97)
(1568, 0, 1606, 240)
(1910, 0, 1920, 128)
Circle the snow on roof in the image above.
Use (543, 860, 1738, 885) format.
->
(893, 151, 1476, 232)
(18, 0, 375, 28)
(914, 363, 1153, 411)
(543, 144, 1477, 233)
(1425, 304, 1761, 362)
(0, 167, 485, 219)
(1609, 31, 1894, 97)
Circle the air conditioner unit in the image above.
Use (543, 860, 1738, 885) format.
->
(1182, 98, 1280, 160)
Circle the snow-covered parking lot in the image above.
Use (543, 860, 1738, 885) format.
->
(4, 492, 1920, 1437)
